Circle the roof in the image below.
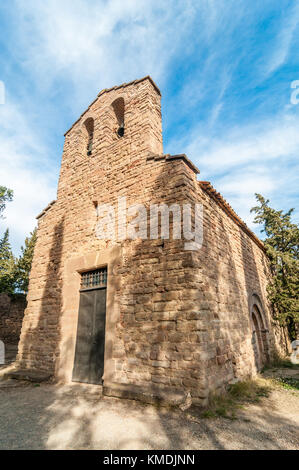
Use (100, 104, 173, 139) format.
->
(36, 200, 56, 220)
(147, 155, 263, 251)
(97, 75, 161, 97)
(147, 153, 200, 174)
(64, 76, 160, 136)
(199, 181, 265, 251)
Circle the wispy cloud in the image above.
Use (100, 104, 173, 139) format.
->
(0, 97, 57, 253)
(11, 0, 199, 105)
(190, 114, 299, 172)
(0, 0, 298, 252)
(263, 3, 299, 77)
(175, 112, 299, 230)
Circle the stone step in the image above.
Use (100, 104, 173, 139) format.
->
(103, 382, 187, 407)
(7, 369, 52, 383)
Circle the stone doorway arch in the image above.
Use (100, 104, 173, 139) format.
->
(250, 296, 270, 371)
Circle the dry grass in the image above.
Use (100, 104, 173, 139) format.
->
(263, 355, 299, 370)
(201, 377, 272, 420)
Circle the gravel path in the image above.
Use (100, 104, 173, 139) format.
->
(0, 379, 298, 450)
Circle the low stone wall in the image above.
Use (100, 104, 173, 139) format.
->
(0, 293, 26, 344)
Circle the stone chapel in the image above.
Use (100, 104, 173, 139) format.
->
(16, 76, 287, 405)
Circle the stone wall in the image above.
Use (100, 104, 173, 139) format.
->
(0, 293, 26, 344)
(17, 76, 289, 404)
(17, 77, 164, 374)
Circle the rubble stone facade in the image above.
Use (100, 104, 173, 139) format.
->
(17, 76, 288, 404)
(0, 293, 26, 344)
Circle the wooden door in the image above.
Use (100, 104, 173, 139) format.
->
(72, 269, 107, 384)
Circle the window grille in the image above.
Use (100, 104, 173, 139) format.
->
(80, 267, 107, 289)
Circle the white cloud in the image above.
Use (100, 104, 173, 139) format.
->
(211, 169, 277, 230)
(173, 112, 299, 232)
(12, 0, 198, 101)
(218, 171, 275, 196)
(0, 99, 57, 254)
(1, 0, 207, 254)
(1, 0, 298, 252)
(10, 0, 246, 110)
(264, 3, 299, 77)
(187, 114, 299, 172)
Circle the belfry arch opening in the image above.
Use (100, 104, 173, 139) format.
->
(83, 117, 94, 156)
(111, 97, 125, 137)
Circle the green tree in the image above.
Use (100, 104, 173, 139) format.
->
(0, 228, 17, 294)
(15, 228, 37, 293)
(0, 186, 13, 218)
(251, 194, 299, 339)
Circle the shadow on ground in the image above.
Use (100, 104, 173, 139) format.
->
(0, 379, 298, 450)
(0, 343, 18, 371)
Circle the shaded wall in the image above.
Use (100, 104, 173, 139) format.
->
(17, 78, 164, 376)
(189, 181, 290, 396)
(17, 76, 290, 404)
(0, 293, 26, 344)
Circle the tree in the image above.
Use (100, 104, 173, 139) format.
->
(0, 229, 17, 294)
(251, 194, 299, 339)
(0, 186, 13, 219)
(0, 187, 15, 293)
(15, 229, 37, 293)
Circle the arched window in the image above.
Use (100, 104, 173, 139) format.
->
(111, 97, 125, 137)
(84, 117, 94, 155)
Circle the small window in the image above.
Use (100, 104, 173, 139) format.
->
(111, 97, 125, 137)
(84, 117, 94, 155)
(81, 267, 107, 290)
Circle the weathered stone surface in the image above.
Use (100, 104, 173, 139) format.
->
(16, 76, 289, 405)
(8, 369, 52, 383)
(0, 294, 26, 344)
(103, 382, 186, 407)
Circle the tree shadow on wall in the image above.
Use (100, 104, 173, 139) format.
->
(105, 157, 293, 449)
(99, 157, 289, 449)
(8, 156, 293, 450)
(17, 218, 65, 375)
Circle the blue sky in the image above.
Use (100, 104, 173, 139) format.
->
(0, 0, 298, 254)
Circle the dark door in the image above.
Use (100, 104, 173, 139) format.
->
(72, 283, 107, 385)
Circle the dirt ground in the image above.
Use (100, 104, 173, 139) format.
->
(0, 376, 298, 450)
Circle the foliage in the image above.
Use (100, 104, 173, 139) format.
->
(251, 194, 299, 339)
(0, 186, 37, 294)
(0, 228, 17, 294)
(0, 228, 37, 295)
(274, 376, 299, 391)
(15, 229, 37, 293)
(0, 186, 13, 219)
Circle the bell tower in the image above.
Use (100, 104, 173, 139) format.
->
(57, 76, 163, 201)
